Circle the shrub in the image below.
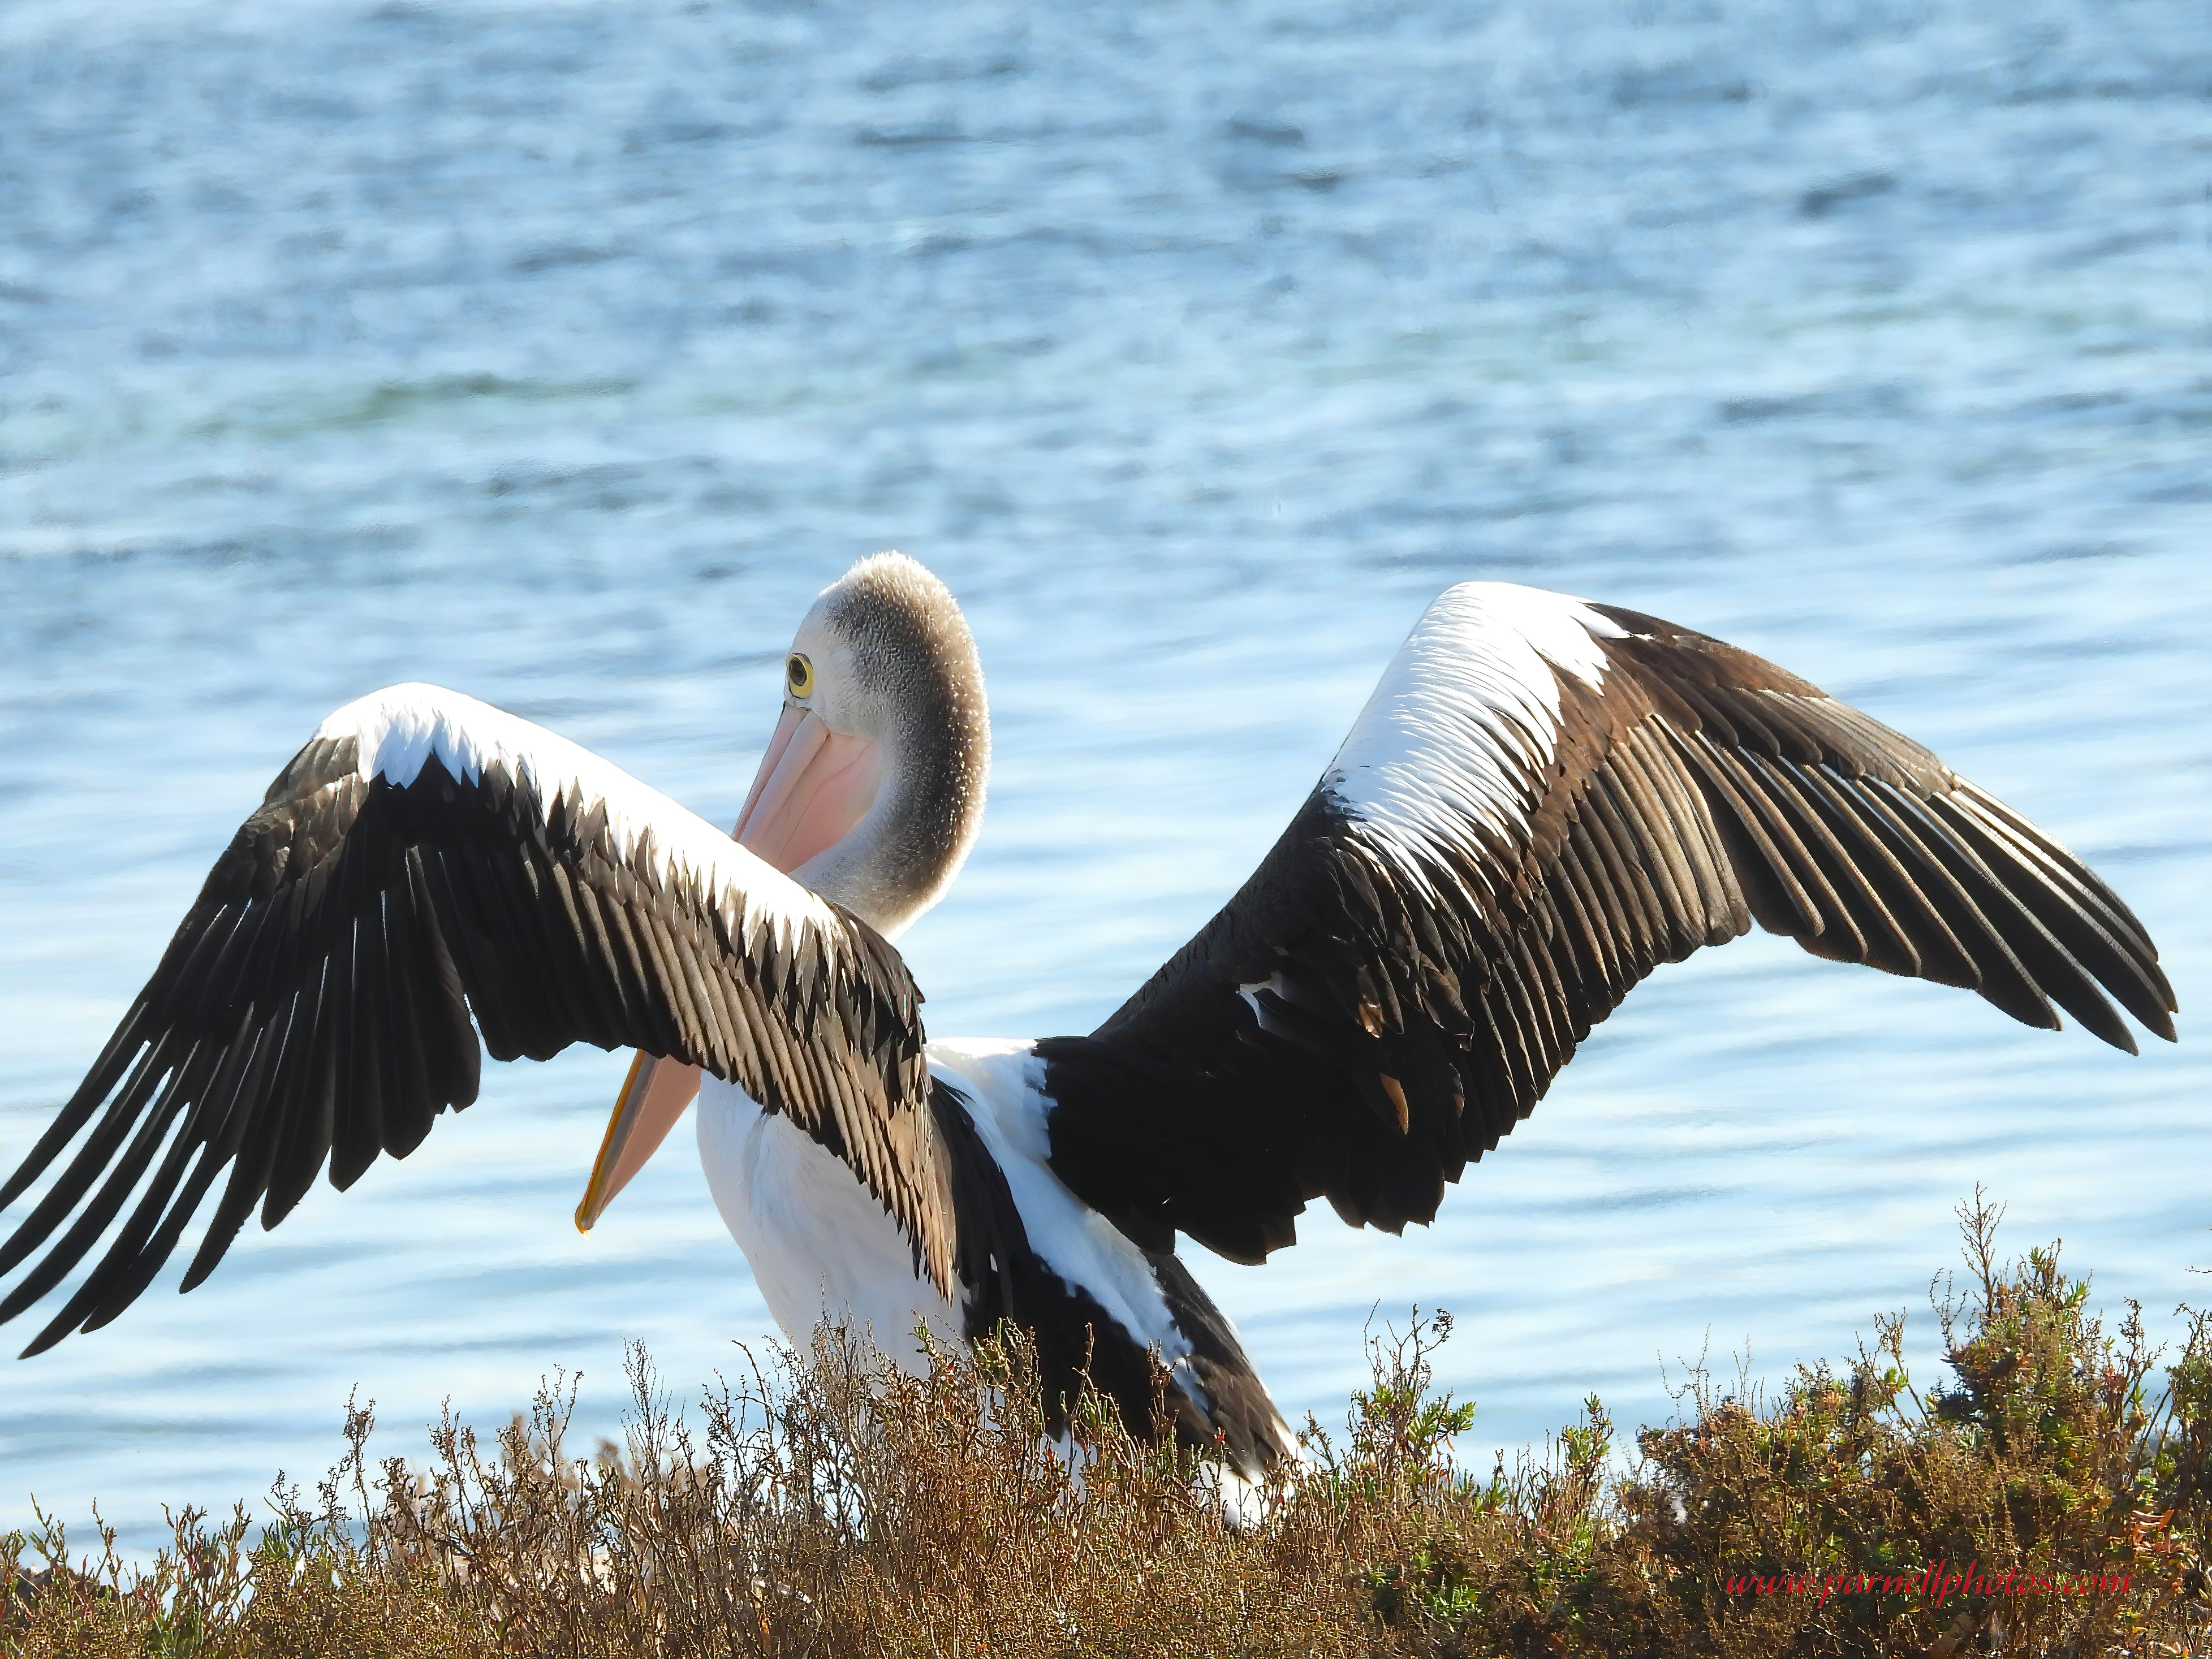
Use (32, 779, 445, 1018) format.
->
(5, 1193, 2208, 1657)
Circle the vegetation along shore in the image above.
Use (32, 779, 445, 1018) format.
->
(6, 1196, 2209, 1657)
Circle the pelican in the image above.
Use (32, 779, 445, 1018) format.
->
(0, 555, 2177, 1487)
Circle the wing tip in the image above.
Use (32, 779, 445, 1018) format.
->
(18, 1320, 73, 1360)
(178, 1230, 232, 1294)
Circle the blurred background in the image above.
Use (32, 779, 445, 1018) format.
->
(0, 0, 2205, 1552)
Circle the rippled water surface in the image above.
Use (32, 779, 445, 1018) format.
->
(1, 0, 2206, 1545)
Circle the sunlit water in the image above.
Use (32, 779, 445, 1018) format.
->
(1, 0, 2205, 1550)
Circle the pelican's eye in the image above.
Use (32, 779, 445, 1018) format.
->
(786, 653, 814, 698)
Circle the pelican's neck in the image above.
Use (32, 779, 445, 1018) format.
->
(790, 706, 987, 941)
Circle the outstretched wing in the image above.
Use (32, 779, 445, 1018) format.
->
(1040, 583, 2176, 1265)
(0, 684, 943, 1355)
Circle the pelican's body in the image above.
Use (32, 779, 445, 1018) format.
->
(0, 555, 2177, 1485)
(697, 1040, 1287, 1467)
(700, 1065, 965, 1363)
(699, 1042, 1200, 1380)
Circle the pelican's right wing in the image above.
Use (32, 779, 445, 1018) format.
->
(0, 685, 943, 1355)
(1039, 583, 2175, 1266)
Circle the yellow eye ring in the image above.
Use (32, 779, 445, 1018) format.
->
(786, 653, 814, 698)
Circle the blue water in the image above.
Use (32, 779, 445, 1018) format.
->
(1, 0, 2206, 1549)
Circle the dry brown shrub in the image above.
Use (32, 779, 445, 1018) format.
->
(6, 1193, 2211, 1658)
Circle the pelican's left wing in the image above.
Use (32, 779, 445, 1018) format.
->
(1039, 583, 2176, 1266)
(0, 685, 942, 1355)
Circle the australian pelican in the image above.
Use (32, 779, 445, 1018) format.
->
(0, 556, 2177, 1484)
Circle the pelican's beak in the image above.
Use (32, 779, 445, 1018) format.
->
(730, 703, 882, 872)
(575, 1050, 702, 1232)
(576, 702, 881, 1233)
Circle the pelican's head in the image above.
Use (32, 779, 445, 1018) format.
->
(576, 554, 987, 1235)
(732, 552, 990, 939)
